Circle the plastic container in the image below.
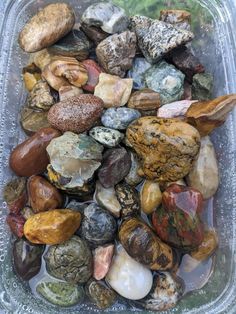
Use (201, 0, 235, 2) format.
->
(0, 0, 236, 313)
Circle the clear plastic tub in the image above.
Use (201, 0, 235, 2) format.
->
(0, 0, 236, 313)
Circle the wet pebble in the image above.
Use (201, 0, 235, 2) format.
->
(82, 59, 102, 92)
(22, 63, 41, 92)
(89, 126, 124, 147)
(115, 182, 140, 218)
(20, 107, 51, 136)
(59, 85, 83, 101)
(93, 244, 114, 280)
(86, 280, 116, 309)
(141, 180, 162, 215)
(125, 151, 143, 186)
(6, 213, 25, 238)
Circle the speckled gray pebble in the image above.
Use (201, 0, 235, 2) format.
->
(89, 127, 124, 147)
(101, 108, 141, 130)
(127, 57, 151, 90)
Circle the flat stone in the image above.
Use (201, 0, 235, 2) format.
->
(81, 2, 129, 34)
(101, 107, 141, 130)
(145, 61, 185, 105)
(191, 73, 213, 100)
(130, 15, 194, 63)
(127, 57, 151, 90)
(89, 126, 124, 147)
(157, 100, 197, 118)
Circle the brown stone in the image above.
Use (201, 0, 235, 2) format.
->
(141, 180, 162, 214)
(81, 23, 109, 45)
(22, 63, 41, 91)
(128, 89, 161, 111)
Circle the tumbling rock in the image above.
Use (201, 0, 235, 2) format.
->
(101, 107, 141, 130)
(89, 126, 124, 147)
(98, 147, 131, 188)
(93, 244, 114, 280)
(160, 9, 191, 30)
(36, 281, 85, 307)
(6, 213, 25, 238)
(186, 94, 236, 136)
(81, 2, 129, 34)
(157, 100, 197, 118)
(82, 59, 102, 92)
(48, 29, 91, 60)
(20, 107, 51, 136)
(145, 61, 185, 105)
(13, 238, 44, 280)
(94, 73, 133, 108)
(152, 184, 204, 251)
(81, 23, 109, 45)
(167, 47, 205, 82)
(59, 86, 83, 101)
(44, 236, 92, 284)
(125, 151, 143, 186)
(141, 181, 162, 215)
(95, 181, 121, 217)
(191, 73, 213, 100)
(128, 89, 161, 111)
(96, 31, 136, 77)
(19, 3, 75, 52)
(115, 182, 140, 218)
(86, 280, 116, 309)
(127, 57, 151, 90)
(186, 136, 219, 199)
(48, 95, 104, 133)
(130, 15, 194, 63)
(126, 117, 200, 182)
(80, 203, 117, 247)
(25, 80, 54, 111)
(119, 217, 174, 270)
(106, 245, 153, 300)
(3, 178, 27, 214)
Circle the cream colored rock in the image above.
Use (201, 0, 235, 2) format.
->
(186, 136, 219, 199)
(59, 86, 83, 101)
(31, 49, 56, 70)
(141, 181, 162, 214)
(106, 245, 153, 300)
(94, 73, 133, 108)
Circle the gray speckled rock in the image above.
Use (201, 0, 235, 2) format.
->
(81, 2, 129, 34)
(101, 108, 141, 130)
(89, 127, 124, 147)
(96, 31, 136, 78)
(127, 58, 151, 90)
(130, 15, 194, 63)
(145, 61, 185, 105)
(125, 151, 143, 186)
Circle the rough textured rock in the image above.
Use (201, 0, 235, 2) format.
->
(48, 95, 104, 133)
(89, 126, 124, 147)
(160, 9, 191, 30)
(101, 107, 141, 130)
(128, 89, 161, 111)
(23, 63, 41, 91)
(25, 80, 54, 111)
(127, 57, 151, 90)
(3, 178, 27, 214)
(94, 73, 133, 108)
(115, 182, 140, 218)
(145, 61, 185, 105)
(81, 2, 129, 34)
(130, 15, 194, 63)
(98, 147, 131, 188)
(186, 136, 219, 199)
(126, 117, 201, 182)
(191, 73, 213, 100)
(96, 31, 136, 77)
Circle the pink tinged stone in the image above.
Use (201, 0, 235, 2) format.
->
(157, 100, 198, 118)
(93, 244, 114, 280)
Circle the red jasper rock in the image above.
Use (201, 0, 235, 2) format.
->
(152, 184, 204, 251)
(6, 213, 26, 238)
(82, 60, 102, 92)
(93, 244, 114, 280)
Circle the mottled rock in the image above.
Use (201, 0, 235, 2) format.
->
(44, 236, 92, 284)
(186, 136, 219, 199)
(125, 151, 143, 186)
(80, 203, 117, 247)
(115, 182, 140, 217)
(157, 100, 197, 118)
(94, 73, 133, 108)
(191, 73, 213, 101)
(128, 89, 161, 111)
(47, 132, 103, 188)
(36, 281, 85, 307)
(93, 244, 114, 280)
(106, 245, 153, 300)
(25, 80, 54, 111)
(81, 2, 129, 34)
(119, 218, 174, 270)
(96, 31, 136, 77)
(126, 117, 200, 182)
(152, 184, 204, 250)
(32, 49, 56, 71)
(186, 94, 236, 136)
(19, 3, 75, 52)
(95, 181, 121, 217)
(141, 181, 162, 214)
(81, 23, 109, 45)
(101, 107, 141, 130)
(82, 59, 102, 92)
(3, 178, 27, 214)
(130, 15, 194, 63)
(59, 85, 83, 101)
(98, 147, 131, 188)
(127, 57, 151, 90)
(145, 61, 185, 105)
(160, 9, 191, 30)
(89, 126, 124, 147)
(6, 213, 25, 238)
(48, 29, 91, 60)
(20, 107, 51, 136)
(48, 95, 104, 133)
(22, 63, 41, 92)
(86, 280, 116, 309)
(167, 47, 205, 82)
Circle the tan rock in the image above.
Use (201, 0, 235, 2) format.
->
(94, 73, 133, 108)
(59, 85, 83, 101)
(160, 9, 191, 30)
(141, 180, 162, 214)
(128, 89, 161, 111)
